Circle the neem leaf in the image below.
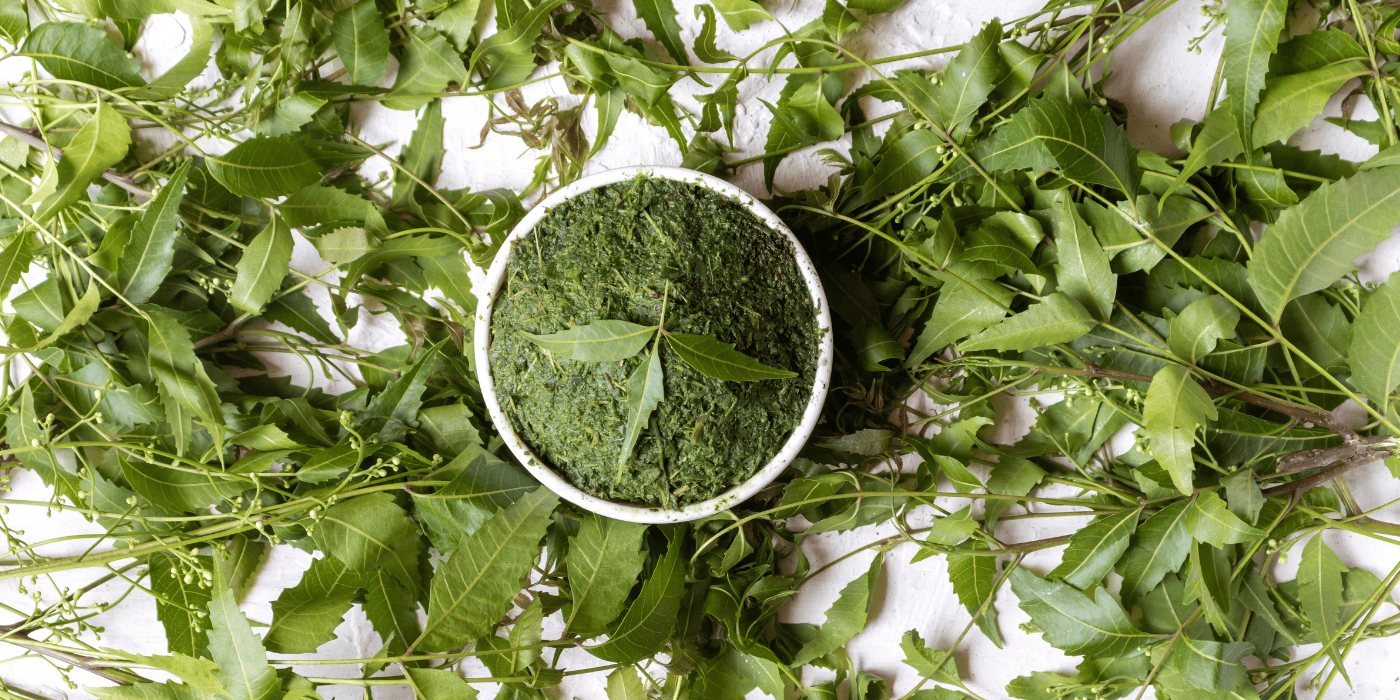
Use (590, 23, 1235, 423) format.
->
(949, 546, 1003, 646)
(693, 5, 737, 63)
(1143, 364, 1216, 495)
(585, 529, 686, 663)
(149, 552, 212, 658)
(265, 290, 339, 345)
(618, 347, 665, 469)
(960, 293, 1095, 352)
(606, 668, 648, 700)
(635, 0, 691, 65)
(310, 492, 421, 595)
(1049, 507, 1141, 589)
(863, 128, 943, 203)
(906, 271, 1013, 367)
(207, 136, 321, 198)
(665, 332, 797, 381)
(1168, 295, 1240, 363)
(789, 555, 883, 666)
(385, 26, 468, 111)
(1348, 273, 1400, 408)
(0, 233, 33, 302)
(1222, 0, 1286, 153)
(849, 0, 912, 13)
(264, 556, 365, 653)
(117, 160, 190, 304)
(1166, 637, 1253, 692)
(21, 22, 145, 90)
(934, 20, 1004, 140)
(1009, 567, 1153, 657)
(429, 0, 489, 52)
(207, 586, 278, 700)
(1248, 167, 1400, 321)
(1186, 491, 1265, 546)
(280, 185, 370, 228)
(419, 487, 558, 651)
(469, 0, 566, 90)
(901, 630, 960, 684)
(1049, 193, 1115, 321)
(1298, 534, 1348, 675)
(709, 0, 772, 30)
(1168, 102, 1242, 193)
(145, 307, 224, 454)
(363, 569, 419, 663)
(391, 99, 445, 207)
(1117, 500, 1192, 599)
(229, 217, 292, 314)
(979, 97, 1138, 199)
(332, 0, 390, 87)
(35, 99, 131, 222)
(564, 514, 648, 638)
(406, 668, 479, 700)
(523, 320, 655, 362)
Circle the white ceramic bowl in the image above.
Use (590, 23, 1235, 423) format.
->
(474, 165, 834, 523)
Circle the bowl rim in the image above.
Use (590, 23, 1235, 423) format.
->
(473, 165, 834, 523)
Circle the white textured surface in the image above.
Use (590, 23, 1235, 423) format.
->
(3, 1, 1400, 698)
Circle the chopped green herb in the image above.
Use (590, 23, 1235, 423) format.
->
(490, 176, 819, 506)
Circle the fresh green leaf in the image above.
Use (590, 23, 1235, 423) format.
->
(960, 293, 1095, 352)
(280, 185, 370, 228)
(586, 529, 686, 663)
(264, 556, 364, 653)
(1348, 273, 1400, 408)
(469, 0, 566, 90)
(148, 552, 212, 659)
(901, 630, 961, 684)
(229, 217, 293, 314)
(1297, 534, 1348, 675)
(1009, 567, 1152, 657)
(523, 320, 655, 362)
(564, 515, 648, 638)
(789, 555, 882, 665)
(419, 488, 558, 651)
(1117, 500, 1192, 599)
(392, 99, 445, 206)
(933, 20, 1004, 140)
(1169, 295, 1240, 363)
(664, 331, 797, 381)
(206, 586, 278, 700)
(117, 160, 190, 303)
(386, 26, 468, 110)
(332, 0, 390, 86)
(709, 0, 772, 30)
(35, 100, 130, 222)
(1187, 491, 1265, 546)
(207, 136, 321, 198)
(1222, 0, 1286, 153)
(606, 668, 648, 700)
(1050, 507, 1141, 589)
(310, 492, 421, 595)
(693, 5, 736, 63)
(635, 0, 691, 65)
(21, 22, 144, 90)
(978, 97, 1138, 199)
(618, 346, 665, 468)
(1249, 167, 1400, 321)
(405, 668, 479, 700)
(1050, 192, 1115, 321)
(1143, 364, 1217, 495)
(949, 545, 1003, 646)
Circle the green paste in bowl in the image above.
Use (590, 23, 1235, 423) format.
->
(488, 176, 820, 508)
